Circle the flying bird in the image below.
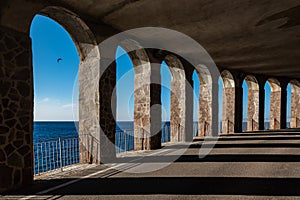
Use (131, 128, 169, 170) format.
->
(57, 58, 62, 63)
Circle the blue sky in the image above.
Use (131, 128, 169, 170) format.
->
(31, 15, 292, 123)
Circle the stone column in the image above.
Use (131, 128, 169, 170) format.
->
(79, 46, 101, 164)
(222, 87, 235, 134)
(234, 82, 243, 133)
(133, 50, 161, 150)
(258, 85, 265, 130)
(183, 65, 194, 142)
(199, 82, 212, 136)
(0, 26, 33, 192)
(211, 78, 219, 136)
(280, 83, 287, 129)
(165, 55, 186, 143)
(269, 90, 281, 129)
(290, 82, 300, 128)
(248, 86, 259, 131)
(150, 61, 162, 149)
(99, 59, 116, 162)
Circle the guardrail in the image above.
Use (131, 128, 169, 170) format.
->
(33, 136, 79, 175)
(33, 122, 199, 175)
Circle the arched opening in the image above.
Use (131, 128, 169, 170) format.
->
(264, 79, 281, 130)
(115, 46, 135, 153)
(194, 67, 213, 137)
(30, 15, 80, 174)
(161, 61, 172, 143)
(163, 55, 186, 142)
(30, 6, 101, 175)
(220, 70, 235, 134)
(192, 70, 200, 137)
(123, 45, 153, 151)
(243, 75, 259, 131)
(289, 80, 300, 128)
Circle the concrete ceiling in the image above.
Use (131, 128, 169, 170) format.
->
(2, 0, 300, 79)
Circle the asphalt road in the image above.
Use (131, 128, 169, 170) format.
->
(2, 130, 300, 200)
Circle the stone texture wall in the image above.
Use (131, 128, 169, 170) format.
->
(0, 26, 33, 192)
(222, 87, 235, 134)
(270, 90, 281, 129)
(199, 83, 212, 136)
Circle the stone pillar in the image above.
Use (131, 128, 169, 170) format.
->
(280, 83, 287, 129)
(222, 87, 235, 134)
(199, 82, 212, 136)
(258, 85, 265, 130)
(164, 55, 186, 143)
(211, 78, 219, 136)
(150, 61, 162, 149)
(247, 85, 259, 131)
(290, 82, 300, 128)
(133, 50, 161, 150)
(182, 64, 194, 142)
(79, 46, 102, 164)
(99, 59, 116, 162)
(234, 82, 243, 133)
(0, 26, 33, 192)
(270, 90, 281, 130)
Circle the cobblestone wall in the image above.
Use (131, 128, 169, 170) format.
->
(0, 26, 33, 192)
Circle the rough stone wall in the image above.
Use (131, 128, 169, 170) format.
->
(222, 87, 235, 134)
(269, 91, 281, 129)
(247, 87, 259, 131)
(0, 26, 33, 192)
(199, 83, 212, 136)
(290, 84, 300, 128)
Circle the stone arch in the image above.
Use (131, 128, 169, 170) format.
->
(244, 75, 259, 131)
(221, 70, 235, 134)
(163, 55, 186, 142)
(119, 39, 153, 150)
(194, 65, 213, 136)
(289, 80, 300, 128)
(265, 78, 281, 130)
(30, 7, 101, 163)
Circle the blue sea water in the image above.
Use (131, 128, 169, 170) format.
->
(34, 122, 79, 141)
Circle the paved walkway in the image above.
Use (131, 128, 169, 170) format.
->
(2, 130, 300, 200)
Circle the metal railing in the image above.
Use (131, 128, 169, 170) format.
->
(116, 129, 134, 154)
(33, 122, 200, 174)
(33, 136, 80, 175)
